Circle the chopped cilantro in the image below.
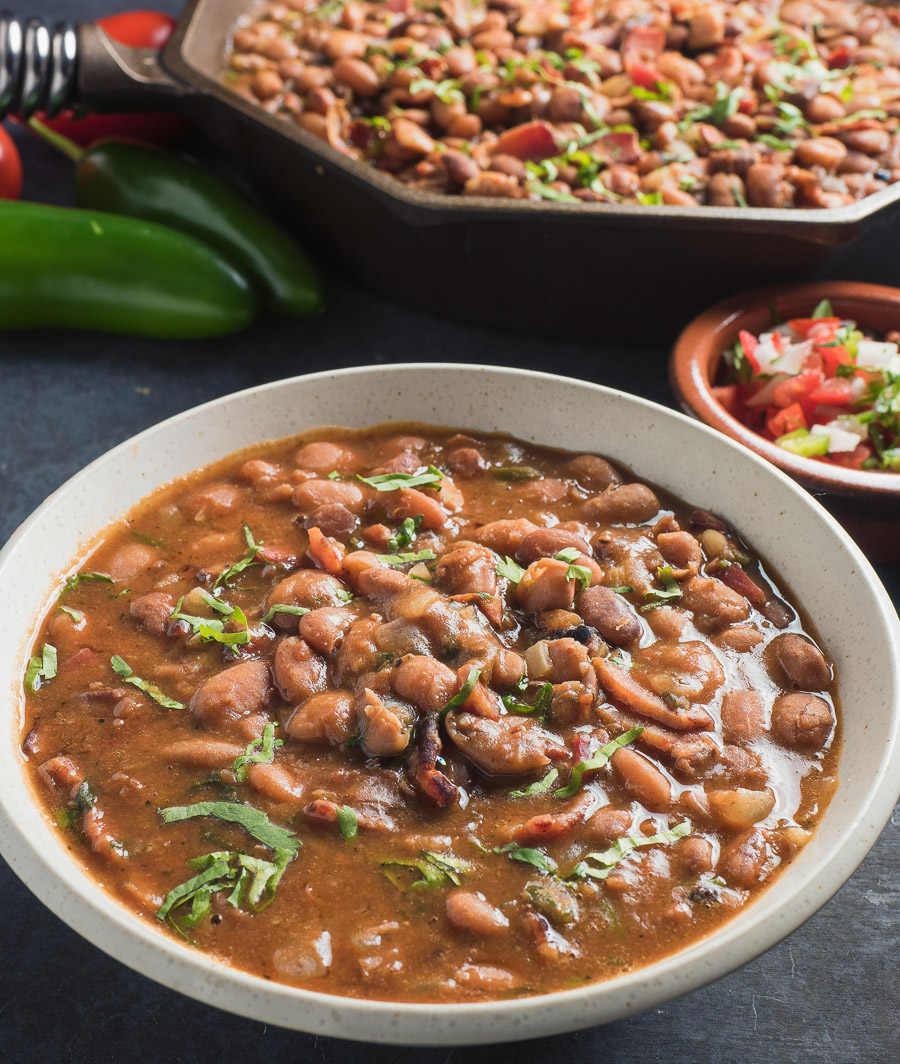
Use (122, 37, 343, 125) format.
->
(336, 805, 359, 840)
(566, 821, 691, 881)
(640, 565, 682, 612)
(232, 723, 283, 782)
(555, 547, 592, 592)
(375, 549, 438, 567)
(494, 842, 558, 875)
(260, 603, 311, 625)
(502, 682, 553, 720)
(110, 655, 184, 709)
(496, 556, 526, 583)
(509, 768, 560, 798)
(24, 642, 57, 693)
(170, 592, 251, 649)
(357, 466, 444, 492)
(439, 667, 481, 721)
(554, 726, 644, 798)
(215, 525, 270, 589)
(388, 514, 423, 551)
(159, 801, 301, 854)
(381, 849, 470, 891)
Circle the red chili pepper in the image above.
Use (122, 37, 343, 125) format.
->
(808, 377, 854, 406)
(766, 402, 808, 437)
(0, 124, 23, 199)
(34, 11, 189, 148)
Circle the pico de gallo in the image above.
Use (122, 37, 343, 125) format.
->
(715, 300, 900, 472)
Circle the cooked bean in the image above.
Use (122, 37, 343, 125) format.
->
(292, 479, 363, 511)
(516, 528, 591, 564)
(273, 636, 328, 704)
(611, 748, 672, 812)
(471, 518, 539, 554)
(769, 633, 832, 689)
(129, 592, 173, 637)
(446, 890, 509, 936)
(576, 585, 640, 645)
(707, 788, 775, 830)
(190, 660, 272, 727)
(584, 483, 659, 524)
(304, 502, 358, 539)
(681, 575, 750, 630)
(795, 136, 847, 170)
(297, 606, 355, 655)
(516, 558, 576, 612)
(770, 692, 833, 749)
(392, 655, 457, 714)
(718, 829, 771, 889)
(333, 56, 380, 97)
(720, 689, 765, 743)
(285, 690, 355, 744)
(266, 570, 349, 624)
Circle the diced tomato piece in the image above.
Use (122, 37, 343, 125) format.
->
(808, 377, 853, 406)
(494, 121, 558, 161)
(626, 59, 662, 88)
(817, 343, 853, 377)
(712, 384, 742, 418)
(771, 331, 785, 354)
(770, 369, 823, 410)
(737, 329, 761, 372)
(828, 44, 852, 69)
(788, 316, 840, 338)
(737, 90, 756, 115)
(766, 403, 808, 437)
(829, 443, 872, 470)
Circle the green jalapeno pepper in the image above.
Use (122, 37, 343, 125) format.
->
(33, 121, 323, 318)
(0, 201, 256, 338)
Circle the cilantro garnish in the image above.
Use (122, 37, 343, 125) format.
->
(232, 723, 283, 782)
(565, 821, 691, 881)
(812, 298, 834, 319)
(496, 556, 526, 583)
(170, 592, 251, 650)
(388, 514, 423, 551)
(375, 549, 438, 567)
(357, 466, 444, 492)
(61, 571, 114, 593)
(554, 727, 644, 799)
(640, 565, 682, 612)
(111, 655, 184, 709)
(494, 842, 558, 875)
(260, 603, 311, 625)
(439, 667, 481, 721)
(509, 768, 559, 798)
(336, 805, 358, 840)
(24, 642, 57, 693)
(214, 525, 272, 589)
(159, 801, 301, 853)
(555, 547, 592, 592)
(502, 682, 553, 720)
(380, 849, 470, 891)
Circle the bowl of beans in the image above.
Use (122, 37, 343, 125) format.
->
(1, 364, 898, 1043)
(670, 280, 900, 559)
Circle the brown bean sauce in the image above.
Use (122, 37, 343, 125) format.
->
(20, 424, 839, 1003)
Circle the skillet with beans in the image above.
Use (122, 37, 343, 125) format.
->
(225, 0, 900, 207)
(21, 425, 839, 1002)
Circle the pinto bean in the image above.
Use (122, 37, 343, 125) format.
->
(843, 128, 890, 155)
(392, 655, 457, 714)
(611, 748, 672, 812)
(681, 575, 750, 630)
(795, 136, 847, 170)
(567, 455, 621, 491)
(516, 558, 576, 612)
(446, 891, 509, 936)
(584, 805, 633, 844)
(768, 633, 832, 689)
(285, 690, 355, 745)
(516, 528, 591, 565)
(129, 592, 173, 637)
(718, 828, 771, 889)
(445, 712, 568, 775)
(164, 739, 244, 768)
(190, 660, 272, 728)
(745, 164, 792, 208)
(357, 687, 415, 756)
(678, 835, 713, 875)
(266, 570, 349, 625)
(435, 543, 499, 595)
(770, 692, 833, 749)
(252, 68, 283, 100)
(292, 478, 363, 511)
(294, 440, 357, 473)
(273, 636, 328, 704)
(304, 503, 358, 539)
(720, 689, 765, 743)
(297, 606, 355, 655)
(708, 788, 775, 831)
(656, 531, 702, 574)
(333, 56, 380, 97)
(584, 483, 660, 525)
(471, 518, 539, 555)
(576, 585, 640, 645)
(388, 486, 448, 530)
(446, 446, 486, 477)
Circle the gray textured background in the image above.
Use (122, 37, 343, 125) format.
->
(0, 2, 898, 1061)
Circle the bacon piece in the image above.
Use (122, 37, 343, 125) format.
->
(594, 657, 713, 731)
(494, 121, 558, 162)
(512, 790, 595, 843)
(409, 715, 459, 808)
(304, 798, 391, 833)
(718, 562, 767, 608)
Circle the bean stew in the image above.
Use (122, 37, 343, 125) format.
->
(225, 0, 900, 207)
(21, 424, 839, 1002)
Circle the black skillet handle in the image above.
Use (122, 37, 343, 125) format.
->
(0, 11, 190, 119)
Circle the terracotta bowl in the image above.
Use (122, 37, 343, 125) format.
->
(670, 281, 900, 561)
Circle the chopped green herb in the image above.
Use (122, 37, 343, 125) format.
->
(215, 525, 269, 589)
(232, 723, 283, 782)
(381, 849, 470, 891)
(61, 571, 114, 593)
(812, 298, 834, 319)
(494, 842, 558, 875)
(554, 726, 644, 798)
(260, 603, 311, 625)
(24, 642, 57, 693)
(357, 466, 444, 492)
(510, 768, 559, 798)
(502, 682, 553, 720)
(609, 585, 634, 595)
(58, 605, 84, 624)
(170, 592, 251, 649)
(640, 565, 682, 612)
(336, 805, 359, 840)
(131, 530, 163, 547)
(375, 549, 438, 567)
(159, 801, 302, 854)
(496, 555, 526, 583)
(490, 466, 543, 481)
(388, 514, 423, 551)
(555, 547, 592, 592)
(110, 655, 184, 709)
(439, 667, 481, 721)
(566, 821, 691, 881)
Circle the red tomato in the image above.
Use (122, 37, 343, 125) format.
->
(767, 403, 808, 437)
(788, 316, 841, 337)
(626, 59, 662, 88)
(34, 11, 188, 149)
(808, 377, 854, 406)
(738, 329, 761, 372)
(770, 369, 823, 410)
(817, 342, 853, 377)
(0, 124, 23, 199)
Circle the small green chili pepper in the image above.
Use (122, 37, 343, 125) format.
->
(33, 120, 323, 318)
(0, 201, 255, 338)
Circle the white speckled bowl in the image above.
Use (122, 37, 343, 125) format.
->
(1, 364, 898, 1045)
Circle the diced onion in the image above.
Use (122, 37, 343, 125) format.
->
(771, 340, 813, 375)
(524, 640, 553, 679)
(856, 340, 899, 371)
(810, 421, 863, 453)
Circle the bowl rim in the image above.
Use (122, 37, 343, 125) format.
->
(669, 280, 900, 500)
(1, 362, 899, 1045)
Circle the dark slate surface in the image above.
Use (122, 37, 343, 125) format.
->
(1, 3, 899, 1061)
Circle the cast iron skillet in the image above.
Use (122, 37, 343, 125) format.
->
(3, 1, 900, 339)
